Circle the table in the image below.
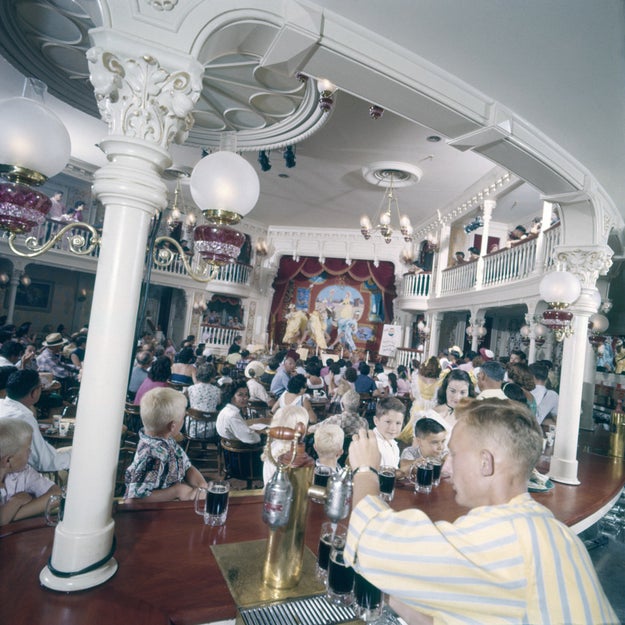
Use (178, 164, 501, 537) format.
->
(1, 447, 624, 625)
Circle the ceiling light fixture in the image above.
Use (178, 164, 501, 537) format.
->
(0, 78, 100, 257)
(153, 135, 259, 282)
(539, 269, 581, 341)
(258, 150, 271, 172)
(369, 105, 384, 120)
(317, 78, 337, 113)
(360, 170, 413, 244)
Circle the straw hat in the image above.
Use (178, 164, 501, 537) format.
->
(42, 332, 68, 348)
(449, 345, 463, 358)
(245, 360, 265, 379)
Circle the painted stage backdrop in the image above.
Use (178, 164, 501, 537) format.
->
(269, 256, 396, 356)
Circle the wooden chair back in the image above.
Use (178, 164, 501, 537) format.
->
(183, 408, 220, 474)
(220, 439, 264, 489)
(358, 393, 378, 428)
(115, 446, 138, 498)
(248, 400, 270, 420)
(124, 401, 142, 433)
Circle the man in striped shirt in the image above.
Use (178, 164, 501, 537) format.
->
(345, 398, 617, 625)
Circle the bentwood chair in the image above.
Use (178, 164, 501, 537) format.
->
(358, 393, 378, 428)
(115, 446, 138, 498)
(248, 400, 270, 420)
(183, 408, 221, 474)
(220, 439, 264, 489)
(123, 401, 142, 434)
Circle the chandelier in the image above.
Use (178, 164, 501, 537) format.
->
(0, 78, 100, 257)
(538, 269, 581, 341)
(360, 170, 414, 244)
(520, 319, 549, 347)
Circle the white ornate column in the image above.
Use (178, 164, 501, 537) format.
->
(5, 261, 27, 324)
(427, 312, 442, 359)
(549, 246, 612, 485)
(41, 32, 202, 591)
(475, 199, 495, 289)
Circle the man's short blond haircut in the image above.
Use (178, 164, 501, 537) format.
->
(314, 423, 344, 457)
(0, 417, 32, 457)
(140, 387, 187, 432)
(455, 397, 543, 479)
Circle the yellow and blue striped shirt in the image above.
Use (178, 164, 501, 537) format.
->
(345, 493, 617, 625)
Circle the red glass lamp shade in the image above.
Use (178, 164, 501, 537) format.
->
(0, 180, 51, 234)
(193, 224, 245, 265)
(542, 308, 573, 330)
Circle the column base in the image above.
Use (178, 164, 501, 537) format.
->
(39, 558, 118, 592)
(549, 455, 581, 485)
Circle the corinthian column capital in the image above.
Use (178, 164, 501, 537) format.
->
(555, 245, 613, 289)
(87, 34, 202, 149)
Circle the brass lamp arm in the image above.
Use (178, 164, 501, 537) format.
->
(153, 236, 218, 283)
(8, 222, 101, 258)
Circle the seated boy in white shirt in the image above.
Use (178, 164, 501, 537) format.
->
(372, 397, 405, 468)
(0, 418, 61, 525)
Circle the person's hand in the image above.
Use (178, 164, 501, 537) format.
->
(349, 428, 381, 470)
(22, 350, 35, 364)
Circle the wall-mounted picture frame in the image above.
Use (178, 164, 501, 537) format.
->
(15, 280, 54, 312)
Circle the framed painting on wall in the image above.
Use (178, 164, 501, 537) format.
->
(15, 280, 54, 312)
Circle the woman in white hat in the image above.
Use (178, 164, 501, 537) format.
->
(245, 361, 271, 405)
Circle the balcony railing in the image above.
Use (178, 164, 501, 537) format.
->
(1, 221, 251, 286)
(200, 325, 242, 351)
(401, 271, 432, 298)
(418, 223, 562, 298)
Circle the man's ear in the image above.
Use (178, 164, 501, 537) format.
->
(480, 449, 495, 477)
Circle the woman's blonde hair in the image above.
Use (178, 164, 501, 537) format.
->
(262, 405, 309, 464)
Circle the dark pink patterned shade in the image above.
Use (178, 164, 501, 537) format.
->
(0, 181, 51, 234)
(193, 224, 245, 264)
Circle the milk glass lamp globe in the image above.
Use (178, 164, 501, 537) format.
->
(0, 79, 71, 184)
(589, 313, 609, 334)
(539, 270, 581, 308)
(190, 151, 260, 225)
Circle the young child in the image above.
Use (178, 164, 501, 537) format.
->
(372, 397, 405, 468)
(124, 387, 207, 502)
(313, 423, 345, 471)
(399, 417, 448, 473)
(0, 418, 61, 525)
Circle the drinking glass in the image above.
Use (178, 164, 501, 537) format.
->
(326, 536, 355, 606)
(378, 466, 396, 502)
(45, 489, 66, 526)
(428, 456, 442, 487)
(317, 522, 346, 581)
(312, 465, 333, 504)
(195, 480, 230, 526)
(353, 572, 384, 622)
(414, 459, 433, 494)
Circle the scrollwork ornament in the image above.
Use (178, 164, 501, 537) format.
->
(145, 0, 179, 10)
(555, 247, 613, 288)
(87, 48, 200, 148)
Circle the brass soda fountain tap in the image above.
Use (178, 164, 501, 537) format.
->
(261, 422, 315, 589)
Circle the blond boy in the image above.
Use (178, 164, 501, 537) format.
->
(124, 387, 207, 501)
(314, 423, 345, 471)
(0, 418, 60, 525)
